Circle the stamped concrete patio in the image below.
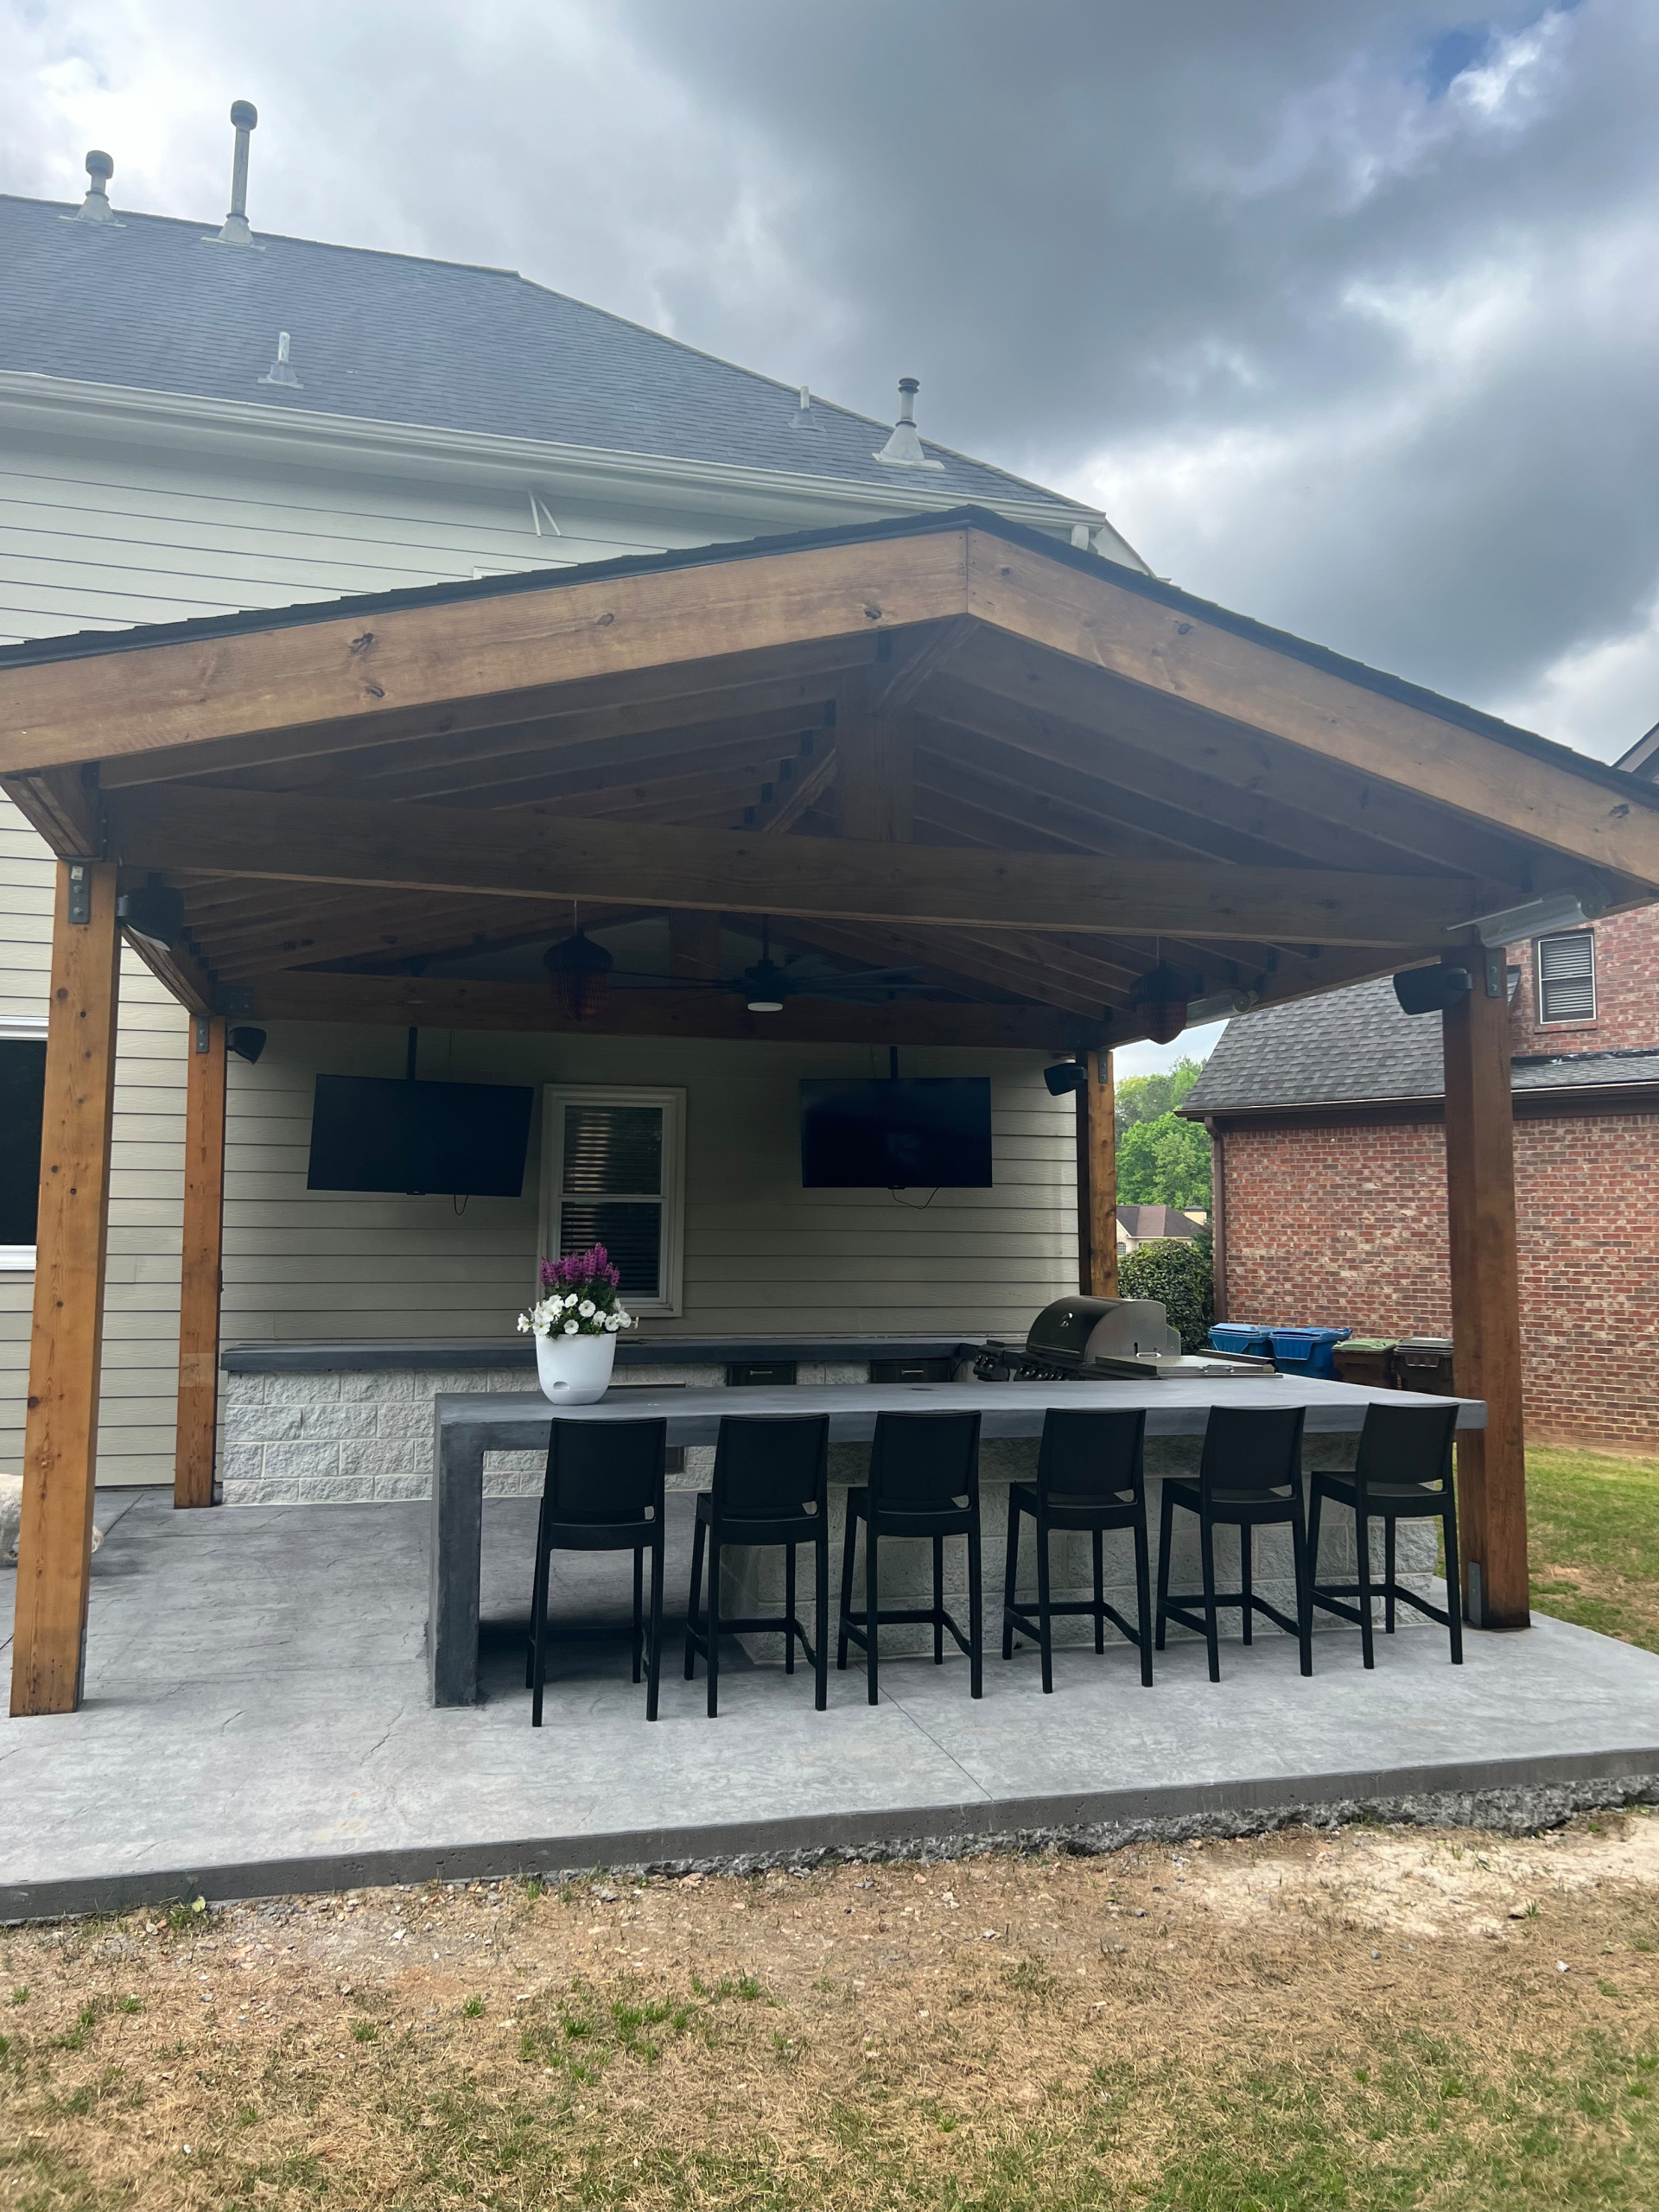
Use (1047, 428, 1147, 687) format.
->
(3, 1488, 1658, 1922)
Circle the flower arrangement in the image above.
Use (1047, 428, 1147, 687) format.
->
(518, 1243, 636, 1340)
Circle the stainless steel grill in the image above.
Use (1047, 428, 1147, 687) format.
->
(976, 1295, 1274, 1383)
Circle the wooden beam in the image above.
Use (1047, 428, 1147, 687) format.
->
(175, 1014, 226, 1510)
(243, 969, 1075, 1048)
(963, 533, 1659, 886)
(756, 740, 837, 833)
(1, 769, 100, 856)
(106, 784, 1486, 944)
(669, 909, 724, 983)
(10, 861, 121, 1717)
(0, 535, 970, 777)
(1077, 1049, 1118, 1298)
(1442, 949, 1529, 1630)
(771, 918, 1121, 1020)
(837, 695, 914, 844)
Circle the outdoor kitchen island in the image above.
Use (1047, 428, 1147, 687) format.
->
(428, 1370, 1486, 1705)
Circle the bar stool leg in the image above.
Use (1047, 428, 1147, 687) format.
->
(1240, 1522, 1254, 1645)
(968, 1518, 983, 1700)
(1384, 1519, 1397, 1634)
(1154, 1483, 1176, 1651)
(707, 1534, 721, 1719)
(632, 1548, 645, 1685)
(684, 1515, 707, 1680)
(1001, 1495, 1021, 1660)
(785, 1543, 798, 1675)
(836, 1498, 858, 1671)
(1291, 1491, 1314, 1678)
(1356, 1505, 1376, 1670)
(814, 1526, 830, 1711)
(1133, 1510, 1154, 1688)
(530, 1535, 550, 1729)
(1035, 1510, 1054, 1694)
(528, 1518, 550, 1693)
(1442, 1494, 1464, 1665)
(865, 1519, 880, 1707)
(645, 1533, 664, 1723)
(1198, 1510, 1221, 1683)
(1092, 1526, 1105, 1654)
(932, 1532, 945, 1664)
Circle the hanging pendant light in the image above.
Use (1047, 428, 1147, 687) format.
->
(1128, 961, 1193, 1046)
(543, 927, 614, 1020)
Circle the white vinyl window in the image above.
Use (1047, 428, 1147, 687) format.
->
(540, 1086, 685, 1315)
(0, 1015, 48, 1272)
(1536, 930, 1597, 1026)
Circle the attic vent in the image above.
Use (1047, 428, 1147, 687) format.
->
(874, 378, 944, 471)
(789, 384, 826, 435)
(64, 149, 122, 227)
(206, 100, 261, 249)
(258, 332, 302, 389)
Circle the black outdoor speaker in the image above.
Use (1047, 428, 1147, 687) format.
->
(1043, 1059, 1089, 1096)
(1393, 965, 1471, 1018)
(115, 884, 184, 951)
(227, 1026, 267, 1065)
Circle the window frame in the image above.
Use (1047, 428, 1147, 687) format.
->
(1535, 928, 1598, 1028)
(0, 1014, 48, 1273)
(538, 1084, 686, 1317)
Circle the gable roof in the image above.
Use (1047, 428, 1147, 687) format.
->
(1182, 974, 1659, 1116)
(0, 190, 1098, 522)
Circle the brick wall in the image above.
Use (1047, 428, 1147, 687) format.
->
(1507, 903, 1659, 1055)
(1219, 1108, 1659, 1448)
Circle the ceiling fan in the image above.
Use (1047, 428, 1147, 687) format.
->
(543, 919, 935, 1015)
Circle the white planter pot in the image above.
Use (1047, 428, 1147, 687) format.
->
(534, 1329, 618, 1406)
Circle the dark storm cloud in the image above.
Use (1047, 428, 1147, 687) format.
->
(3, 0, 1657, 750)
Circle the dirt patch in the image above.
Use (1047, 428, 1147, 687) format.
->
(2, 1814, 1656, 2208)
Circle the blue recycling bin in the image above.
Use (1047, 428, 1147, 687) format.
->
(1268, 1326, 1352, 1380)
(1207, 1324, 1274, 1359)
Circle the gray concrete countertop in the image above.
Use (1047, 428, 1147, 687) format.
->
(221, 1335, 982, 1375)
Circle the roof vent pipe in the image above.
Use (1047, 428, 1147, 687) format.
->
(873, 378, 944, 470)
(258, 331, 302, 389)
(67, 149, 121, 226)
(789, 382, 826, 435)
(210, 100, 259, 247)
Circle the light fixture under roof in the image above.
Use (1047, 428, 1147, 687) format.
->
(1463, 886, 1605, 949)
(543, 927, 613, 1020)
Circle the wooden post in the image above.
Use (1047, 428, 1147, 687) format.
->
(1076, 1050, 1118, 1298)
(175, 1013, 227, 1510)
(10, 860, 121, 1716)
(1442, 949, 1529, 1629)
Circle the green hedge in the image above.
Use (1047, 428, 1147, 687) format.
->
(1118, 1236, 1214, 1353)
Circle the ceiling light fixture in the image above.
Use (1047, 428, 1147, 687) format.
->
(1463, 887, 1605, 949)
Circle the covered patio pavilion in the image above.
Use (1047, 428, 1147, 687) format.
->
(5, 504, 1659, 1735)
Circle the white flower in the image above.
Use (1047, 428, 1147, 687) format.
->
(563, 1319, 579, 1336)
(566, 1292, 581, 1309)
(578, 1299, 595, 1318)
(604, 1313, 620, 1332)
(516, 1313, 529, 1333)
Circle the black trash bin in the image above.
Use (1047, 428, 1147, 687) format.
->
(1392, 1338, 1457, 1396)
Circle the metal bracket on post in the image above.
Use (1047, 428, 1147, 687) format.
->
(1484, 947, 1506, 999)
(1465, 1559, 1484, 1628)
(194, 1016, 212, 1055)
(67, 861, 92, 926)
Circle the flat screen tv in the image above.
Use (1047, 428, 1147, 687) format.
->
(306, 1074, 534, 1197)
(799, 1077, 993, 1189)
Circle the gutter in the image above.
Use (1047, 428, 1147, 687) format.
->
(0, 369, 1140, 557)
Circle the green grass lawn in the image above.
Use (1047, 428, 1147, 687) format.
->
(1529, 1445, 1659, 1652)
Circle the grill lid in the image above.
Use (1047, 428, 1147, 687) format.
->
(1025, 1295, 1181, 1368)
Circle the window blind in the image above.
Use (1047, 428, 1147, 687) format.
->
(1536, 931, 1596, 1024)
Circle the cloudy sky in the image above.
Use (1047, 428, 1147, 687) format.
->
(3, 0, 1658, 778)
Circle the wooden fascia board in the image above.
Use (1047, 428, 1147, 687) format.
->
(105, 784, 1487, 944)
(0, 535, 975, 778)
(962, 530, 1659, 888)
(241, 971, 1076, 1048)
(1197, 1085, 1659, 1132)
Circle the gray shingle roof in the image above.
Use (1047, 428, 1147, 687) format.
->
(0, 191, 1093, 514)
(1183, 973, 1659, 1114)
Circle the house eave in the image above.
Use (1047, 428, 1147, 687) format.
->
(0, 369, 1129, 551)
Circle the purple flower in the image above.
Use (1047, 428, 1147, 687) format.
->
(538, 1243, 622, 1296)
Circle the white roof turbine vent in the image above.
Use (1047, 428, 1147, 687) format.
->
(258, 331, 302, 389)
(207, 100, 261, 248)
(874, 377, 944, 470)
(66, 149, 122, 226)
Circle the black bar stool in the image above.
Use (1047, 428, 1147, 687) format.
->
(837, 1410, 983, 1705)
(1002, 1407, 1154, 1692)
(683, 1414, 831, 1717)
(1307, 1399, 1463, 1667)
(528, 1417, 667, 1726)
(1155, 1405, 1312, 1682)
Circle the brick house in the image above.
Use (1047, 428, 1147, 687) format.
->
(1182, 734, 1659, 1447)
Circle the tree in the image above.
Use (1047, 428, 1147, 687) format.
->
(1115, 1056, 1206, 1135)
(1116, 1110, 1211, 1210)
(1118, 1237, 1214, 1351)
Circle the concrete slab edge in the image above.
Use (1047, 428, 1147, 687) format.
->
(4, 1747, 1657, 1923)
